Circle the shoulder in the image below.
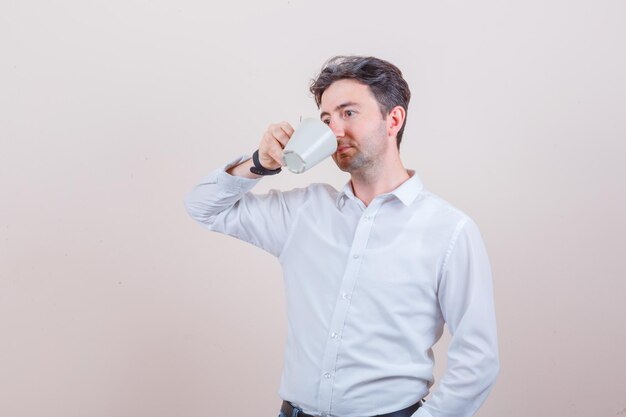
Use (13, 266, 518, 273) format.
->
(417, 189, 471, 222)
(412, 188, 480, 241)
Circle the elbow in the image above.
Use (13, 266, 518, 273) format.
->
(484, 351, 500, 389)
(183, 191, 199, 220)
(183, 191, 217, 226)
(492, 360, 500, 385)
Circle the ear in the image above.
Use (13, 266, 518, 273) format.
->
(386, 106, 406, 139)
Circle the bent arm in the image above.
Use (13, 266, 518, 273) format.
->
(414, 219, 500, 417)
(184, 155, 304, 257)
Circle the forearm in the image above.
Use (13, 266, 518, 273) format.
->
(184, 155, 261, 226)
(414, 336, 499, 417)
(226, 157, 262, 179)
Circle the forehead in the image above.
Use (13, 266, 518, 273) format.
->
(320, 79, 377, 111)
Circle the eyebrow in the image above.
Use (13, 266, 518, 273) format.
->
(320, 102, 360, 119)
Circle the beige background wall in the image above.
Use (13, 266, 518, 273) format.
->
(2, 1, 625, 416)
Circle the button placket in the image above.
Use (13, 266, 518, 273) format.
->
(316, 202, 382, 414)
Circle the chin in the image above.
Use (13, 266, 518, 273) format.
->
(332, 156, 351, 172)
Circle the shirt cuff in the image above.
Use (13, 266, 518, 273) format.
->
(213, 154, 262, 193)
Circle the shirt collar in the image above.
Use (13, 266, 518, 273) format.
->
(335, 170, 424, 208)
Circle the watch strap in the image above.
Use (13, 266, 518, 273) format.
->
(250, 149, 282, 176)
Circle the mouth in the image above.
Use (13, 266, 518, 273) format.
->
(336, 145, 352, 154)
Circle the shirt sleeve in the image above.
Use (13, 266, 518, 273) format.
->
(183, 154, 305, 258)
(413, 218, 500, 417)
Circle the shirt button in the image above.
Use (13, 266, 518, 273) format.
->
(324, 372, 332, 379)
(341, 293, 350, 300)
(331, 332, 339, 339)
(353, 254, 360, 259)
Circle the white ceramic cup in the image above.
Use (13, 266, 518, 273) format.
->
(282, 118, 337, 174)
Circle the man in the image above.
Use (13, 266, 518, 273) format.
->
(184, 56, 499, 417)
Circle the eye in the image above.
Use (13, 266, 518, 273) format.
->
(322, 119, 330, 125)
(344, 110, 355, 118)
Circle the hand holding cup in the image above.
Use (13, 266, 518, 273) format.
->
(258, 121, 295, 170)
(282, 118, 337, 173)
(257, 118, 337, 174)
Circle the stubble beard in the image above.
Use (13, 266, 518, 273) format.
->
(334, 122, 387, 175)
(335, 147, 368, 173)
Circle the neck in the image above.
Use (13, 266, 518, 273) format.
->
(349, 155, 410, 207)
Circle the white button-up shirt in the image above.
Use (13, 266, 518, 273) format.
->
(184, 155, 499, 417)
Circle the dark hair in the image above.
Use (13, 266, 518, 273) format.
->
(309, 56, 411, 148)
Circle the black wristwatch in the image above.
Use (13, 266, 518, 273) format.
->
(250, 149, 282, 176)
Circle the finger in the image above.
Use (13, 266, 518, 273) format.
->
(270, 125, 290, 147)
(279, 121, 295, 137)
(259, 137, 285, 168)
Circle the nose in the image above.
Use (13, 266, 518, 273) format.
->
(328, 118, 345, 138)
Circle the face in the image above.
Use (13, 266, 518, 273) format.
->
(319, 79, 390, 174)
